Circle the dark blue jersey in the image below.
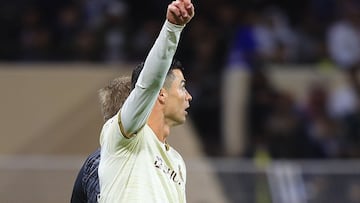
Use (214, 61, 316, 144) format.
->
(71, 148, 100, 203)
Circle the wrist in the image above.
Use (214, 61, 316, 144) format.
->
(165, 20, 185, 31)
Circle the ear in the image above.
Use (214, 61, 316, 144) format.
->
(158, 88, 167, 104)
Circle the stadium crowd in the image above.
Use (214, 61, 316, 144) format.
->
(2, 0, 360, 159)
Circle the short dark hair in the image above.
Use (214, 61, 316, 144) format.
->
(131, 58, 184, 90)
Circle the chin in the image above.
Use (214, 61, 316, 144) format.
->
(174, 118, 186, 126)
(180, 117, 187, 124)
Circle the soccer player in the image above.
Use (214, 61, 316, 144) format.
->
(71, 76, 131, 203)
(97, 0, 195, 202)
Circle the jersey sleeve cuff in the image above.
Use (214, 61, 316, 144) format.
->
(165, 20, 185, 32)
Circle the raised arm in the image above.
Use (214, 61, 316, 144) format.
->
(119, 0, 194, 137)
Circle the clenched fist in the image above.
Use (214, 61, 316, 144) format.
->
(167, 0, 195, 25)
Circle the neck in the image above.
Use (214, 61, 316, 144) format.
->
(148, 108, 171, 143)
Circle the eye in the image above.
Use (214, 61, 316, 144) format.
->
(181, 84, 186, 90)
(180, 80, 187, 91)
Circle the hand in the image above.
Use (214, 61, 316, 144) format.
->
(167, 0, 195, 25)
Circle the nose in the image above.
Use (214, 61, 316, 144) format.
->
(186, 90, 192, 102)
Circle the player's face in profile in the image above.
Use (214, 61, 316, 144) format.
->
(164, 69, 192, 125)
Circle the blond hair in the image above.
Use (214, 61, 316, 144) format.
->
(98, 76, 131, 121)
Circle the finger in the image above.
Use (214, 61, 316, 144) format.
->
(176, 0, 194, 18)
(178, 0, 191, 5)
(168, 4, 181, 17)
(173, 1, 188, 18)
(179, 0, 192, 10)
(168, 4, 183, 24)
(185, 3, 194, 17)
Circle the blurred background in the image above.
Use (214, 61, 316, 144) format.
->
(1, 0, 360, 202)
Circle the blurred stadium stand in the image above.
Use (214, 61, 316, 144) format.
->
(0, 65, 227, 203)
(1, 0, 360, 202)
(0, 64, 359, 203)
